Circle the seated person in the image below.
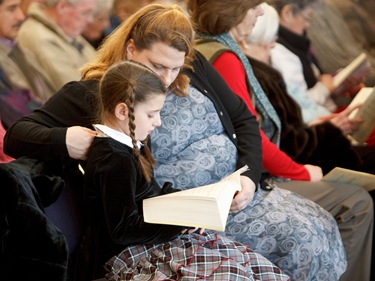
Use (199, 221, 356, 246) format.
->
(82, 0, 113, 49)
(17, 0, 96, 92)
(240, 2, 372, 175)
(0, 0, 54, 102)
(269, 0, 369, 123)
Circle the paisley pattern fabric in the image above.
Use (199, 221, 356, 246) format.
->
(151, 87, 347, 280)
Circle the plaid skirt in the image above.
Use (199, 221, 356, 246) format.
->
(105, 231, 290, 281)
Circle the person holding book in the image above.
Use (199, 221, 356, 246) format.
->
(186, 0, 375, 279)
(4, 3, 347, 280)
(84, 60, 289, 280)
(238, 3, 374, 280)
(268, 0, 368, 124)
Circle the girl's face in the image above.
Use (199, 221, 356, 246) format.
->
(126, 41, 186, 88)
(229, 5, 264, 43)
(132, 93, 166, 141)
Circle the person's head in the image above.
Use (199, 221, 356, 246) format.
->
(187, 0, 264, 43)
(111, 0, 150, 22)
(44, 0, 96, 39)
(99, 60, 167, 182)
(241, 2, 279, 63)
(0, 0, 25, 40)
(82, 4, 195, 97)
(81, 0, 113, 43)
(268, 0, 321, 35)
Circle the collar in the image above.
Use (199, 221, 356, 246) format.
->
(93, 124, 142, 149)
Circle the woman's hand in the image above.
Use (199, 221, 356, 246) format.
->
(329, 105, 363, 135)
(66, 126, 97, 160)
(319, 74, 335, 93)
(230, 176, 256, 213)
(304, 164, 323, 182)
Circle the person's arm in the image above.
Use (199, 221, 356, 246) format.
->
(93, 151, 184, 245)
(212, 52, 310, 181)
(4, 81, 97, 161)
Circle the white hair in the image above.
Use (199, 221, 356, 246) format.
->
(246, 2, 279, 45)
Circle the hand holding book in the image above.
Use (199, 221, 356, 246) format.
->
(143, 165, 249, 231)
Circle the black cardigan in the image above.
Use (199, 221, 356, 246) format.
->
(4, 51, 262, 185)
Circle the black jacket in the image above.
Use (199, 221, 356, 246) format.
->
(0, 157, 68, 280)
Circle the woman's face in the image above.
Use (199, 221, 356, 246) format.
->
(126, 40, 186, 88)
(229, 5, 264, 43)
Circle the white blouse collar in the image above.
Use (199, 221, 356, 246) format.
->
(93, 124, 142, 149)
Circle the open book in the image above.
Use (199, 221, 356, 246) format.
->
(143, 165, 248, 231)
(347, 86, 375, 144)
(322, 167, 375, 191)
(333, 53, 369, 88)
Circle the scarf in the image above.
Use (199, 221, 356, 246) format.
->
(199, 33, 281, 145)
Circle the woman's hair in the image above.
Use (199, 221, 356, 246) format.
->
(99, 60, 167, 183)
(82, 3, 195, 96)
(246, 3, 279, 45)
(268, 0, 320, 15)
(187, 0, 263, 35)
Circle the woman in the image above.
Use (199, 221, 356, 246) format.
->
(5, 3, 345, 280)
(240, 3, 373, 280)
(187, 0, 349, 279)
(269, 0, 365, 124)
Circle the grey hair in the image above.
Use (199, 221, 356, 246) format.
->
(268, 0, 321, 14)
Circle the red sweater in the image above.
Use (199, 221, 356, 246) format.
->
(213, 52, 310, 180)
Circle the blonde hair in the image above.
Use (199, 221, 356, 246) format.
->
(81, 3, 195, 96)
(99, 61, 167, 183)
(246, 3, 279, 45)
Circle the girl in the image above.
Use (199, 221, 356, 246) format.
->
(84, 60, 289, 280)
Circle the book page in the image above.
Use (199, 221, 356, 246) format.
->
(348, 87, 375, 144)
(333, 53, 368, 88)
(143, 165, 248, 231)
(153, 165, 247, 200)
(322, 167, 375, 191)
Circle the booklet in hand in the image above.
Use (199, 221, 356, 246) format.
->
(347, 86, 375, 144)
(143, 165, 248, 231)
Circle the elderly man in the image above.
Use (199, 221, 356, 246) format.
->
(0, 0, 54, 128)
(17, 0, 96, 91)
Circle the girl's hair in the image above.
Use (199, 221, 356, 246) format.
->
(99, 60, 167, 183)
(187, 0, 264, 35)
(82, 3, 195, 96)
(246, 3, 279, 45)
(268, 0, 321, 15)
